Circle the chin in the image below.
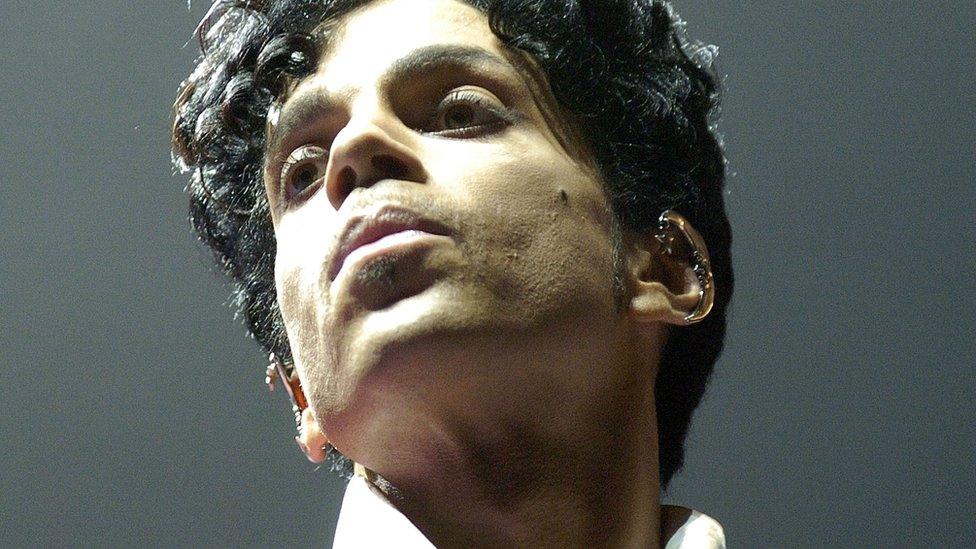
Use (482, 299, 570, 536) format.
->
(349, 284, 468, 376)
(307, 284, 449, 400)
(315, 287, 488, 438)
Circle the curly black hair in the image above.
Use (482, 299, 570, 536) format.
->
(172, 0, 733, 491)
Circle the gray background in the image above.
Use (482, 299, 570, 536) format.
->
(1, 1, 973, 546)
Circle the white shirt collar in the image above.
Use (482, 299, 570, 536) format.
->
(333, 475, 725, 548)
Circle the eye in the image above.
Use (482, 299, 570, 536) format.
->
(427, 87, 514, 137)
(279, 145, 328, 201)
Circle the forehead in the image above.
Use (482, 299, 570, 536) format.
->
(315, 0, 499, 89)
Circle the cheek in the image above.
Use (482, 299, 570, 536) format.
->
(273, 211, 335, 363)
(432, 142, 618, 317)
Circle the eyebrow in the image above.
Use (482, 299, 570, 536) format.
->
(267, 44, 524, 158)
(380, 44, 519, 88)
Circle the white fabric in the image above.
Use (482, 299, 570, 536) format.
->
(333, 475, 725, 548)
(663, 509, 726, 549)
(333, 475, 433, 548)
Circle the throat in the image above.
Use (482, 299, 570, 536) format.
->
(360, 401, 661, 548)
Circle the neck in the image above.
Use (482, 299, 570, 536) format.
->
(366, 386, 661, 548)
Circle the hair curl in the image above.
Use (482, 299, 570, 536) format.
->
(172, 0, 733, 491)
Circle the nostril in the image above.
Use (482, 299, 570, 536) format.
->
(336, 166, 357, 198)
(372, 155, 409, 180)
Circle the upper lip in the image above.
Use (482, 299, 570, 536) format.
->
(328, 204, 453, 281)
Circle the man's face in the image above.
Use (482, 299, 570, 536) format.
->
(265, 0, 637, 461)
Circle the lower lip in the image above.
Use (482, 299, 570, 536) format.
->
(335, 230, 450, 280)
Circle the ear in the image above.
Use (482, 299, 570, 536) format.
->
(625, 211, 714, 326)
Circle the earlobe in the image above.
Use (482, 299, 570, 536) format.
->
(627, 211, 714, 326)
(297, 407, 329, 463)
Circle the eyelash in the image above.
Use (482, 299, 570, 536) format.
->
(423, 88, 519, 138)
(277, 88, 520, 202)
(279, 145, 328, 202)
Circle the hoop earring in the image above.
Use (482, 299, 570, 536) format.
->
(655, 210, 715, 325)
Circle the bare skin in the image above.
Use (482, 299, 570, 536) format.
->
(265, 0, 705, 546)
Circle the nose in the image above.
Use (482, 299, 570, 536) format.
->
(324, 113, 428, 209)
